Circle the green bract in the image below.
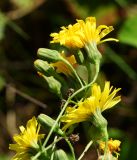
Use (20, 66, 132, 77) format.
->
(34, 59, 55, 76)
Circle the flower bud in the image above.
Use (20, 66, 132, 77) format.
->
(40, 75, 61, 97)
(34, 59, 55, 76)
(37, 48, 62, 62)
(35, 60, 68, 94)
(38, 114, 64, 136)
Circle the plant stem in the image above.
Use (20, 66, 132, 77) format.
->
(31, 152, 41, 160)
(50, 136, 58, 160)
(31, 138, 62, 160)
(61, 58, 84, 87)
(43, 137, 62, 152)
(42, 61, 99, 148)
(42, 99, 69, 147)
(65, 137, 76, 160)
(103, 140, 108, 160)
(78, 140, 93, 160)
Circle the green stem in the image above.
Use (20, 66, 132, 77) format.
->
(69, 100, 77, 104)
(50, 136, 58, 160)
(31, 152, 41, 160)
(86, 60, 100, 83)
(84, 61, 100, 98)
(61, 58, 84, 87)
(42, 61, 99, 148)
(65, 137, 76, 160)
(43, 137, 62, 151)
(103, 139, 108, 160)
(78, 140, 93, 160)
(98, 126, 108, 160)
(31, 138, 62, 160)
(88, 61, 99, 85)
(42, 99, 69, 147)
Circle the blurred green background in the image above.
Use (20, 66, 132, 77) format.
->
(0, 0, 137, 159)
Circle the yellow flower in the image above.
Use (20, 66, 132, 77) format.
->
(61, 81, 121, 130)
(51, 52, 76, 76)
(50, 16, 118, 48)
(9, 117, 44, 160)
(99, 139, 121, 158)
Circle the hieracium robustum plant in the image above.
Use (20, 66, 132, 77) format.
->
(9, 16, 121, 160)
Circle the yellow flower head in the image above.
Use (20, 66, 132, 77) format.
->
(9, 117, 44, 160)
(61, 81, 121, 130)
(99, 139, 121, 157)
(51, 51, 76, 76)
(50, 16, 118, 48)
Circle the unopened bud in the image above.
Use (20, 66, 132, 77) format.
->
(37, 48, 62, 62)
(38, 114, 64, 136)
(34, 59, 54, 76)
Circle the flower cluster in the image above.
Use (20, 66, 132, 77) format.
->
(99, 139, 121, 159)
(61, 81, 121, 131)
(9, 117, 44, 160)
(50, 17, 118, 48)
(9, 16, 121, 160)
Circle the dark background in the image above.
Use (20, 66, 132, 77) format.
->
(0, 0, 137, 159)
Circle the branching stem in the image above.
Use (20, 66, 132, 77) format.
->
(42, 61, 99, 147)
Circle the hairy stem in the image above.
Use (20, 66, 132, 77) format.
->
(65, 137, 76, 160)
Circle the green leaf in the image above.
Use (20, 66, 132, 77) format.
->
(119, 15, 137, 47)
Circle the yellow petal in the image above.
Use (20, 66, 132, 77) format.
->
(99, 38, 119, 44)
(50, 16, 118, 48)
